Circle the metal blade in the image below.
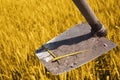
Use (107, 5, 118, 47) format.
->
(35, 22, 116, 75)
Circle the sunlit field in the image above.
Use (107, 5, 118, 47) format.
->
(0, 0, 120, 80)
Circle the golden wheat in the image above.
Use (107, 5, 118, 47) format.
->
(0, 0, 120, 80)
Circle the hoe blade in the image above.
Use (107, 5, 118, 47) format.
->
(35, 23, 116, 75)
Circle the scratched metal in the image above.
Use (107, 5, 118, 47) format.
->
(35, 23, 116, 75)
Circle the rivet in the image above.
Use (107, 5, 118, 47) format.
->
(104, 43, 108, 47)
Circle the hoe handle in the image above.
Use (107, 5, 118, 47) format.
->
(73, 0, 107, 37)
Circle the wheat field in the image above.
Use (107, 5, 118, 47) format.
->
(0, 0, 120, 80)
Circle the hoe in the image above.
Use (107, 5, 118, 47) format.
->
(35, 0, 116, 75)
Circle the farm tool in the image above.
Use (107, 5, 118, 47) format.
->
(35, 0, 116, 75)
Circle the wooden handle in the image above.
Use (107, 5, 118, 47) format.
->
(73, 0, 107, 36)
(73, 0, 102, 31)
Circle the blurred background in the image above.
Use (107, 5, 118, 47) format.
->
(0, 0, 120, 79)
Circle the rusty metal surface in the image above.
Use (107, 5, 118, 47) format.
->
(35, 23, 116, 75)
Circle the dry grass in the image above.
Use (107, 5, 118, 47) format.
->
(0, 0, 120, 80)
